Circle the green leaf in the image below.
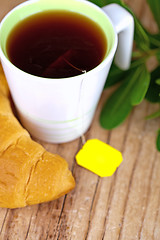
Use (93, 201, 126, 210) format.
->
(134, 18, 150, 52)
(148, 34, 160, 62)
(106, 0, 150, 52)
(156, 129, 160, 152)
(156, 50, 160, 63)
(101, 0, 124, 5)
(87, 0, 124, 7)
(104, 59, 146, 88)
(145, 66, 160, 103)
(131, 65, 150, 105)
(146, 109, 160, 120)
(91, 0, 150, 51)
(100, 81, 133, 129)
(104, 63, 126, 88)
(147, 0, 160, 30)
(156, 79, 160, 85)
(90, 0, 150, 52)
(119, 3, 150, 52)
(87, 0, 108, 7)
(148, 33, 160, 49)
(100, 65, 144, 129)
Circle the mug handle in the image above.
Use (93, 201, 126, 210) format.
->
(102, 4, 134, 70)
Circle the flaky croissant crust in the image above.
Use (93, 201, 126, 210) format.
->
(0, 65, 75, 208)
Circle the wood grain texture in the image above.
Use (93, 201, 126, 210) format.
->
(0, 0, 160, 239)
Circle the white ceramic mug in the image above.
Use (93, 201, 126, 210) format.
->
(0, 0, 134, 143)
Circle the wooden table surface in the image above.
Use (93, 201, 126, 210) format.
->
(0, 0, 160, 239)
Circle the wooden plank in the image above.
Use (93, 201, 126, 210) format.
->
(98, 101, 150, 240)
(118, 103, 160, 240)
(0, 0, 25, 21)
(0, 0, 160, 239)
(55, 91, 111, 240)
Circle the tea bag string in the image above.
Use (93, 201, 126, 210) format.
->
(78, 71, 87, 145)
(63, 57, 87, 145)
(63, 57, 86, 74)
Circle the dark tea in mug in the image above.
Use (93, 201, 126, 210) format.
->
(6, 10, 107, 78)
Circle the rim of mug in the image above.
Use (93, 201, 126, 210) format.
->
(0, 0, 118, 83)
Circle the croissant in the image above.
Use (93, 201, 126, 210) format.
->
(0, 65, 75, 208)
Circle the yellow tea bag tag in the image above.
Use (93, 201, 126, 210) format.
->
(75, 139, 123, 177)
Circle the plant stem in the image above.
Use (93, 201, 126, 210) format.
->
(146, 107, 160, 120)
(132, 48, 160, 59)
